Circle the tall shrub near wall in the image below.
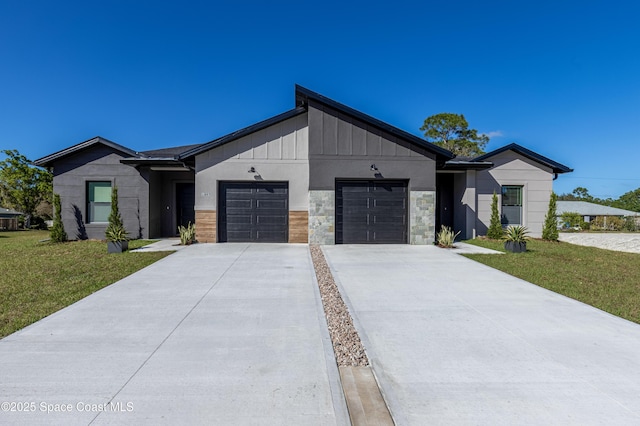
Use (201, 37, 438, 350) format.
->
(542, 192, 559, 241)
(487, 191, 503, 239)
(50, 193, 67, 243)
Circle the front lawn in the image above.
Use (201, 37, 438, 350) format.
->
(0, 231, 171, 338)
(464, 238, 640, 324)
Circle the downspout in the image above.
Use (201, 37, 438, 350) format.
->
(553, 173, 558, 181)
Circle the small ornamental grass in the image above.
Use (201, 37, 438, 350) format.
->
(178, 222, 196, 245)
(436, 225, 461, 248)
(503, 225, 529, 243)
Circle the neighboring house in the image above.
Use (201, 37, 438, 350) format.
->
(0, 208, 22, 231)
(557, 201, 640, 225)
(34, 85, 572, 243)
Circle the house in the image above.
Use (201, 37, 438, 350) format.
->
(0, 208, 22, 231)
(557, 200, 639, 227)
(34, 85, 572, 243)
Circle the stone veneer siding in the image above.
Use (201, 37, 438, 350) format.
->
(410, 191, 436, 245)
(309, 190, 335, 244)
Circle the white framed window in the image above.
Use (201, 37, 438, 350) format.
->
(501, 185, 522, 226)
(87, 182, 111, 223)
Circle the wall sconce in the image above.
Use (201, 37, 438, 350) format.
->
(370, 164, 378, 171)
(248, 166, 256, 173)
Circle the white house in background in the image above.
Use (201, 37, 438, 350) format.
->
(557, 200, 640, 224)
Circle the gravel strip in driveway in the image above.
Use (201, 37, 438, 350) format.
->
(559, 232, 640, 253)
(310, 245, 368, 367)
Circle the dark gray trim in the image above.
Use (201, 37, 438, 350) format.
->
(33, 136, 138, 167)
(473, 143, 573, 174)
(178, 107, 307, 160)
(441, 160, 494, 170)
(295, 85, 455, 161)
(119, 158, 191, 168)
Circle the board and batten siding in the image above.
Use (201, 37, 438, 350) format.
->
(476, 151, 553, 237)
(51, 146, 150, 240)
(195, 114, 309, 242)
(307, 101, 437, 191)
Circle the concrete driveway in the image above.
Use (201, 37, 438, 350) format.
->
(0, 244, 348, 425)
(559, 232, 640, 254)
(323, 245, 640, 425)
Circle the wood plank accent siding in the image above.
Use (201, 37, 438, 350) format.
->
(289, 211, 309, 243)
(196, 210, 216, 243)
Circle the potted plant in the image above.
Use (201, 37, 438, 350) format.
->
(504, 225, 528, 253)
(105, 185, 129, 253)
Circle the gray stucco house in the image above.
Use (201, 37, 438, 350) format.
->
(34, 85, 572, 243)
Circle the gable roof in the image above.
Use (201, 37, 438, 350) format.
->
(557, 201, 639, 217)
(294, 85, 455, 161)
(178, 107, 306, 160)
(180, 85, 455, 161)
(140, 144, 203, 158)
(473, 143, 573, 174)
(0, 207, 22, 217)
(33, 136, 138, 167)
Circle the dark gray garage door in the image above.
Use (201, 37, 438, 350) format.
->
(219, 182, 288, 242)
(336, 180, 408, 244)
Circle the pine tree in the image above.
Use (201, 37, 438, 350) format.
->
(50, 193, 67, 242)
(542, 191, 559, 241)
(487, 191, 503, 239)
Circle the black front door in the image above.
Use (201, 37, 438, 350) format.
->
(176, 183, 195, 230)
(336, 180, 408, 244)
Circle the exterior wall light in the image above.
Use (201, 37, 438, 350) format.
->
(370, 164, 378, 171)
(248, 166, 256, 173)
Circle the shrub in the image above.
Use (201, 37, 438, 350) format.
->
(105, 186, 129, 242)
(542, 192, 559, 241)
(504, 225, 529, 243)
(590, 216, 624, 231)
(178, 222, 196, 245)
(623, 217, 638, 232)
(50, 193, 67, 243)
(560, 212, 583, 229)
(487, 191, 503, 239)
(436, 225, 460, 248)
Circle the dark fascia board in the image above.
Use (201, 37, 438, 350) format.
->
(120, 158, 188, 167)
(33, 136, 138, 167)
(442, 160, 494, 171)
(473, 143, 574, 174)
(178, 107, 307, 160)
(294, 85, 455, 161)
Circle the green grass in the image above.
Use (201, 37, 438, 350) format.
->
(0, 231, 172, 338)
(464, 238, 640, 324)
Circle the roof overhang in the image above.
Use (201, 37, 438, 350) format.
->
(33, 136, 138, 167)
(119, 158, 193, 171)
(474, 143, 573, 174)
(441, 160, 494, 171)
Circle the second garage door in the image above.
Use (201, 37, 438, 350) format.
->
(219, 182, 288, 242)
(336, 180, 408, 244)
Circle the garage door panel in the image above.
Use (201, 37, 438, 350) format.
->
(336, 180, 407, 244)
(219, 182, 288, 243)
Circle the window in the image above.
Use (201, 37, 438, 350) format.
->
(87, 182, 111, 223)
(501, 185, 522, 226)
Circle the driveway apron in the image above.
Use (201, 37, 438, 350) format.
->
(323, 244, 640, 425)
(0, 243, 348, 425)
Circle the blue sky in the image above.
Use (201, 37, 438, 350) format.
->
(1, 1, 638, 199)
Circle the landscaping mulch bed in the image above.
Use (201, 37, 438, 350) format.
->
(310, 245, 369, 367)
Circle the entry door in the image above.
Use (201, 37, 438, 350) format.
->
(336, 180, 408, 244)
(176, 183, 195, 229)
(219, 182, 288, 242)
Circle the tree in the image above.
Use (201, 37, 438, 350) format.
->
(105, 185, 128, 242)
(571, 187, 592, 201)
(0, 149, 52, 228)
(542, 192, 559, 241)
(50, 193, 67, 242)
(611, 188, 640, 213)
(487, 191, 503, 239)
(420, 113, 489, 157)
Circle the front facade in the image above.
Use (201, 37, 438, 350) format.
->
(35, 85, 572, 243)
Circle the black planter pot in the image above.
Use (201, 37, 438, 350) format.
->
(107, 241, 129, 254)
(504, 241, 526, 253)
